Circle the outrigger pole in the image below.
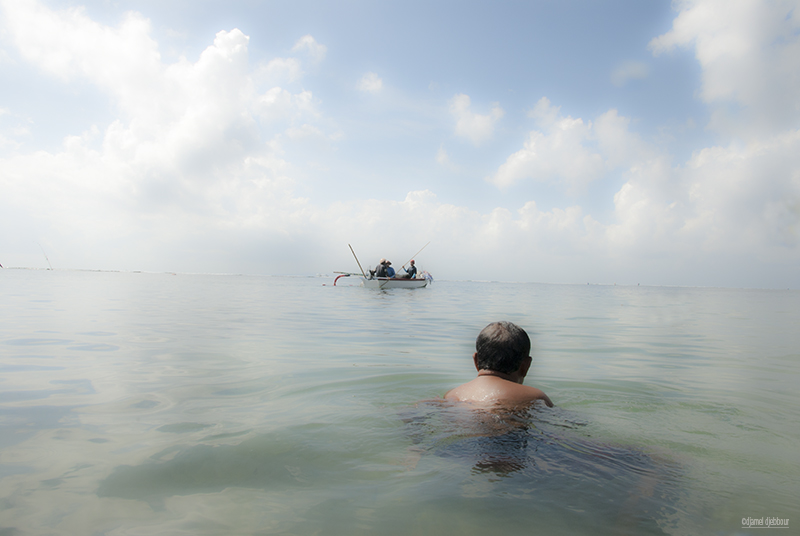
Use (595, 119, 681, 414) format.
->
(348, 244, 367, 278)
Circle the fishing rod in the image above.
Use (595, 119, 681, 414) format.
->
(399, 241, 430, 272)
(36, 242, 53, 270)
(348, 244, 367, 278)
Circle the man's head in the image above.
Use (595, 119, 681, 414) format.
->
(410, 260, 415, 265)
(380, 258, 386, 264)
(474, 321, 531, 375)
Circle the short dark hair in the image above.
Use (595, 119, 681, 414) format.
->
(475, 321, 531, 374)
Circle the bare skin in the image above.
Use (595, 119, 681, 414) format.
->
(444, 353, 554, 407)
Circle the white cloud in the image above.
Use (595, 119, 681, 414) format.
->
(593, 109, 654, 168)
(449, 93, 504, 145)
(1, 0, 163, 118)
(610, 60, 649, 87)
(527, 96, 560, 125)
(490, 98, 655, 192)
(253, 88, 319, 124)
(253, 35, 326, 86)
(488, 88, 800, 280)
(489, 97, 605, 191)
(435, 145, 459, 171)
(605, 131, 800, 262)
(258, 57, 303, 84)
(291, 34, 327, 64)
(678, 131, 800, 249)
(649, 0, 800, 134)
(357, 72, 383, 93)
(611, 0, 800, 275)
(251, 36, 325, 87)
(0, 0, 327, 270)
(286, 124, 325, 141)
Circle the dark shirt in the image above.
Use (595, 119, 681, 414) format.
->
(375, 263, 388, 277)
(406, 265, 417, 278)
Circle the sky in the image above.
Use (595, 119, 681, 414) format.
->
(1, 0, 799, 288)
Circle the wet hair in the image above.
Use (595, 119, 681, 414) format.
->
(475, 321, 531, 374)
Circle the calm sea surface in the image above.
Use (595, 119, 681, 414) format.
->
(0, 270, 797, 535)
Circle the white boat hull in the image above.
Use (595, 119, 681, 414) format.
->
(361, 277, 428, 289)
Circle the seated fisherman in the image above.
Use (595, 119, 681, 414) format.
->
(445, 321, 553, 407)
(399, 259, 417, 279)
(386, 260, 396, 278)
(375, 258, 389, 277)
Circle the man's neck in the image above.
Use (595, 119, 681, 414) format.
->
(477, 369, 518, 383)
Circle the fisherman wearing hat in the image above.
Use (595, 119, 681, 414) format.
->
(375, 258, 389, 278)
(386, 260, 395, 278)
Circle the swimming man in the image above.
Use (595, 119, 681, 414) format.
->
(444, 321, 553, 407)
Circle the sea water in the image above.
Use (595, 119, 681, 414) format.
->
(0, 270, 797, 535)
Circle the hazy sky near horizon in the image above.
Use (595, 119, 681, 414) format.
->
(1, 0, 799, 287)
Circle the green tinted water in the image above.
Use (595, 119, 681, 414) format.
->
(0, 271, 797, 534)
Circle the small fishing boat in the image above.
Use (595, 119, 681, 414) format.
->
(333, 273, 431, 288)
(335, 243, 433, 289)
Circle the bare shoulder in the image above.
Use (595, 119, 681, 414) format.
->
(443, 381, 474, 401)
(515, 384, 554, 407)
(444, 377, 553, 407)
